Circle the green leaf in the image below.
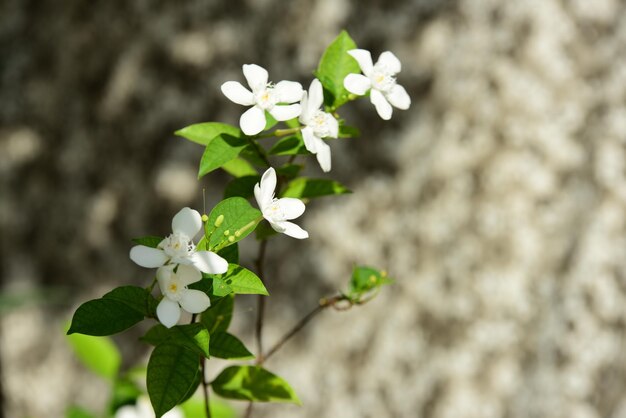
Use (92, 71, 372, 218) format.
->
(240, 143, 269, 168)
(214, 264, 268, 296)
(176, 122, 241, 146)
(221, 158, 258, 177)
(339, 124, 360, 138)
(199, 134, 250, 178)
(131, 236, 163, 248)
(65, 406, 96, 418)
(147, 343, 201, 418)
(210, 332, 254, 360)
(181, 398, 237, 418)
(104, 286, 158, 317)
(206, 197, 262, 249)
(201, 294, 234, 334)
(67, 286, 157, 336)
(349, 266, 393, 297)
(268, 136, 308, 156)
(281, 178, 351, 199)
(66, 324, 121, 380)
(218, 244, 239, 265)
(315, 30, 360, 109)
(224, 175, 260, 199)
(275, 163, 303, 180)
(211, 366, 300, 404)
(141, 323, 210, 358)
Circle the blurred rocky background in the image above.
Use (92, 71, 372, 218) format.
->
(3, 0, 626, 417)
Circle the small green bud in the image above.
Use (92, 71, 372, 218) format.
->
(223, 229, 230, 236)
(234, 230, 242, 237)
(201, 214, 209, 223)
(228, 235, 235, 243)
(214, 214, 224, 227)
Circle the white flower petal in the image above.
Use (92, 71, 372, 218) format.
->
(277, 221, 309, 239)
(257, 167, 277, 209)
(343, 74, 371, 96)
(370, 89, 393, 120)
(302, 126, 318, 154)
(299, 91, 312, 123)
(180, 289, 211, 314)
(240, 106, 267, 135)
(269, 104, 301, 121)
(277, 197, 305, 220)
(221, 81, 254, 106)
(348, 49, 374, 76)
(242, 64, 268, 92)
(172, 207, 202, 238)
(157, 298, 181, 328)
(327, 115, 339, 138)
(157, 264, 174, 282)
(308, 78, 325, 111)
(130, 246, 168, 268)
(177, 264, 202, 285)
(315, 139, 332, 172)
(386, 84, 411, 110)
(377, 51, 402, 74)
(274, 80, 303, 103)
(192, 251, 228, 274)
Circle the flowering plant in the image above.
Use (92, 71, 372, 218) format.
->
(67, 31, 405, 418)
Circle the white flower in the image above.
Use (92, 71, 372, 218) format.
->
(254, 168, 308, 239)
(115, 396, 183, 418)
(129, 207, 228, 275)
(155, 264, 211, 328)
(299, 79, 337, 172)
(221, 64, 303, 136)
(343, 49, 411, 120)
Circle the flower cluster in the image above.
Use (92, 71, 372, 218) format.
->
(221, 48, 410, 172)
(130, 207, 228, 327)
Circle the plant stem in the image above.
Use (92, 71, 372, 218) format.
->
(254, 239, 268, 363)
(245, 239, 268, 418)
(262, 295, 346, 363)
(201, 357, 211, 418)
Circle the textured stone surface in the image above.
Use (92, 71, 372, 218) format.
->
(3, 0, 626, 417)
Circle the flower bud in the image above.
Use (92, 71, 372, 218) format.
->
(201, 214, 209, 223)
(228, 235, 235, 243)
(214, 214, 224, 227)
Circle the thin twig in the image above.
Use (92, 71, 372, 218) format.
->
(245, 239, 268, 418)
(262, 295, 347, 363)
(254, 239, 268, 363)
(201, 358, 211, 418)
